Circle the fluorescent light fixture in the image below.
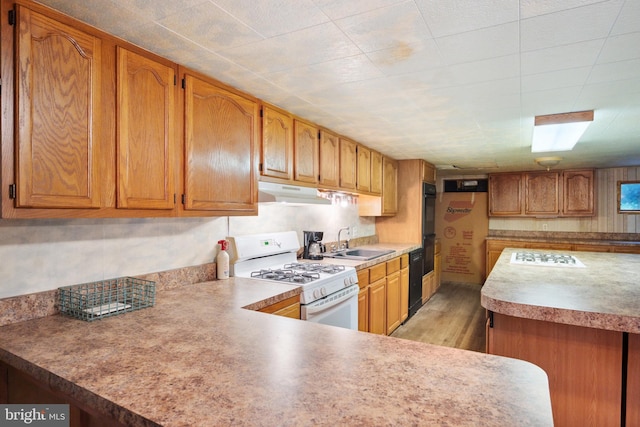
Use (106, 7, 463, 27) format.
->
(532, 110, 594, 153)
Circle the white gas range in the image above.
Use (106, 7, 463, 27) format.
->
(510, 251, 586, 267)
(228, 231, 359, 330)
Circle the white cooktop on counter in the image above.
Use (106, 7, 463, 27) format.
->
(510, 251, 586, 268)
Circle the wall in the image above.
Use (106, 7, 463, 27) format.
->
(0, 203, 374, 299)
(489, 167, 640, 233)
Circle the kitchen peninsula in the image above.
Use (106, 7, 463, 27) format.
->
(482, 248, 640, 426)
(0, 276, 553, 426)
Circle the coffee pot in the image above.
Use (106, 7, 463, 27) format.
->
(303, 230, 324, 260)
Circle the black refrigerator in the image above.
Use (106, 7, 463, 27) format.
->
(408, 182, 436, 319)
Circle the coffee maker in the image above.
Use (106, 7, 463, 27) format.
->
(303, 231, 324, 260)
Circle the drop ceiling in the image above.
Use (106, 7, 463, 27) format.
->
(35, 0, 640, 175)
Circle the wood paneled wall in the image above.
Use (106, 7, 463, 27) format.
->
(488, 167, 640, 233)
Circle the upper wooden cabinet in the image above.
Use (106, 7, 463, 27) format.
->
(422, 162, 436, 184)
(319, 129, 340, 189)
(356, 145, 371, 193)
(339, 138, 357, 190)
(381, 156, 398, 216)
(293, 119, 319, 184)
(488, 173, 523, 216)
(370, 150, 383, 195)
(563, 169, 595, 215)
(182, 71, 259, 213)
(261, 105, 293, 181)
(116, 47, 177, 210)
(524, 172, 559, 216)
(14, 6, 102, 209)
(489, 170, 595, 217)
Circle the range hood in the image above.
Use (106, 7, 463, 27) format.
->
(258, 181, 331, 205)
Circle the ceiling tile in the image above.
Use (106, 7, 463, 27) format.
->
(597, 32, 640, 64)
(520, 0, 609, 19)
(110, 0, 204, 21)
(520, 39, 604, 75)
(520, 1, 623, 51)
(588, 59, 640, 85)
(610, 0, 640, 35)
(211, 0, 329, 37)
(313, 0, 408, 20)
(335, 1, 433, 53)
(219, 22, 361, 74)
(415, 0, 518, 37)
(436, 22, 519, 65)
(366, 38, 444, 76)
(521, 67, 592, 92)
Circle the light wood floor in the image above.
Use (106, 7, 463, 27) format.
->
(391, 281, 486, 353)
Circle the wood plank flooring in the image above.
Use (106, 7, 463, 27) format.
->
(391, 281, 486, 353)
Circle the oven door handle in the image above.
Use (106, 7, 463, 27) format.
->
(304, 286, 358, 315)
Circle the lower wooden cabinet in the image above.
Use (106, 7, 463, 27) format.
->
(400, 255, 409, 323)
(385, 257, 401, 335)
(421, 271, 436, 304)
(368, 277, 387, 335)
(358, 287, 369, 332)
(1, 363, 124, 427)
(258, 295, 300, 319)
(487, 312, 623, 426)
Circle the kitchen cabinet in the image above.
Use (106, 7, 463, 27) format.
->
(182, 70, 259, 214)
(488, 173, 523, 216)
(381, 156, 398, 215)
(422, 162, 436, 184)
(400, 254, 409, 323)
(293, 119, 319, 184)
(524, 172, 559, 215)
(261, 104, 294, 181)
(356, 145, 371, 193)
(339, 138, 357, 190)
(116, 47, 177, 210)
(489, 169, 595, 217)
(368, 262, 387, 335)
(1, 362, 122, 426)
(370, 150, 383, 195)
(385, 257, 401, 335)
(257, 295, 300, 319)
(487, 312, 622, 426)
(434, 240, 441, 291)
(319, 129, 340, 189)
(422, 271, 436, 304)
(13, 5, 103, 210)
(563, 169, 595, 215)
(628, 333, 640, 426)
(357, 269, 370, 332)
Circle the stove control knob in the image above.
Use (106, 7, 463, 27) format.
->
(345, 277, 354, 286)
(313, 289, 321, 299)
(321, 287, 327, 296)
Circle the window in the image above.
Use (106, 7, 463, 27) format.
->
(617, 181, 640, 213)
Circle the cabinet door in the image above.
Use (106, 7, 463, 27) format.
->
(356, 145, 371, 193)
(117, 47, 176, 210)
(386, 270, 401, 335)
(358, 287, 369, 332)
(339, 138, 357, 190)
(562, 169, 595, 216)
(488, 173, 522, 216)
(525, 172, 559, 215)
(368, 278, 387, 335)
(382, 156, 398, 215)
(422, 161, 436, 184)
(183, 73, 258, 212)
(293, 119, 319, 184)
(400, 266, 409, 323)
(319, 130, 340, 188)
(261, 106, 293, 181)
(15, 6, 102, 209)
(370, 150, 383, 195)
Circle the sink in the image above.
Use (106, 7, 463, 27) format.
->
(324, 248, 395, 261)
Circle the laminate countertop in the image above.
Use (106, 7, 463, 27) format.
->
(481, 248, 640, 334)
(0, 278, 553, 426)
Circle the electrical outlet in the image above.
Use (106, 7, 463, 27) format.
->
(351, 226, 357, 237)
(542, 223, 548, 231)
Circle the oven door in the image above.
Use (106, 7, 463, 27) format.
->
(301, 285, 358, 330)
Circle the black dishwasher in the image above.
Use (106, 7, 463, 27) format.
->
(408, 249, 424, 320)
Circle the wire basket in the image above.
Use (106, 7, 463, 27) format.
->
(58, 277, 156, 321)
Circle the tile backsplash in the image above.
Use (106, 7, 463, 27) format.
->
(0, 203, 374, 300)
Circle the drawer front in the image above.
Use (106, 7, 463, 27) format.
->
(369, 263, 387, 283)
(400, 253, 409, 269)
(386, 257, 400, 274)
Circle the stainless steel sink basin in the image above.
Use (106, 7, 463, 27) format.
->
(324, 248, 395, 261)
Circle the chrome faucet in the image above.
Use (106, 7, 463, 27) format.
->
(338, 227, 350, 250)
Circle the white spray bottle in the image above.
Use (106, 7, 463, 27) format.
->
(216, 239, 230, 280)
